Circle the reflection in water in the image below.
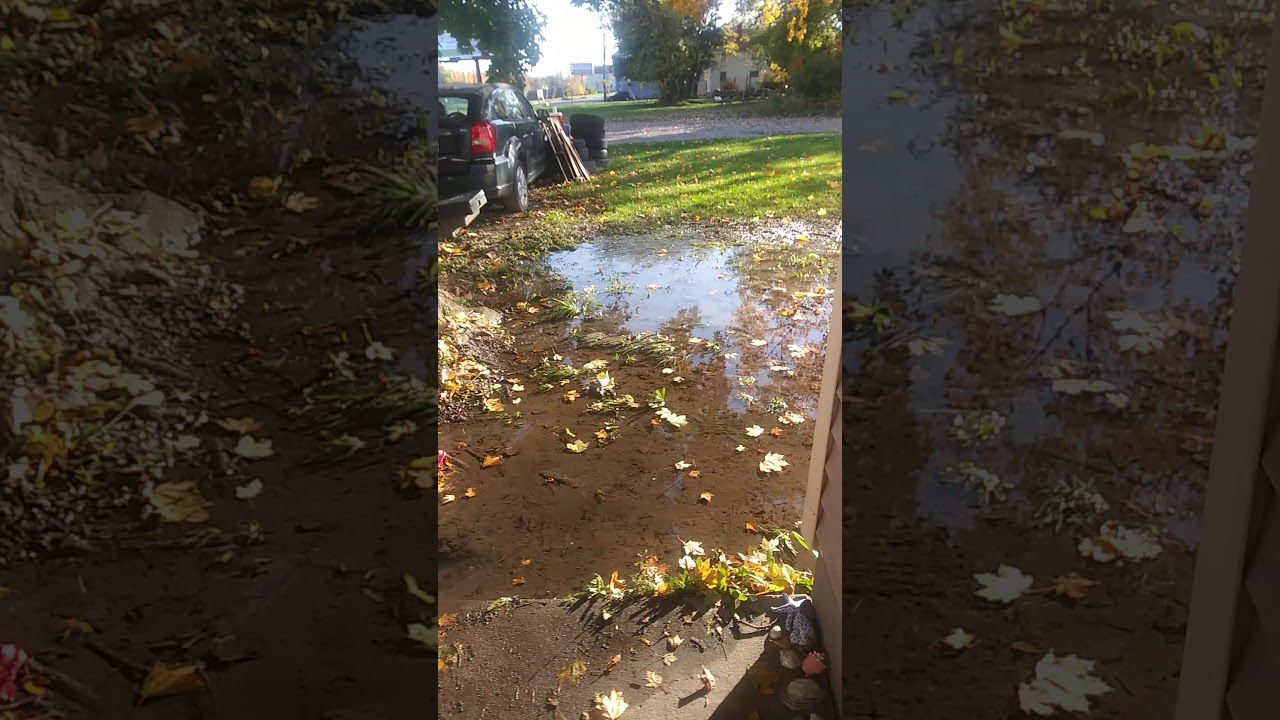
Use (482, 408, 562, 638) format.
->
(547, 226, 836, 416)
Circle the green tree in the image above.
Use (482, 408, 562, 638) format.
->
(440, 0, 545, 85)
(576, 0, 724, 104)
(737, 0, 840, 98)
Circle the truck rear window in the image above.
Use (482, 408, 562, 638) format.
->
(439, 96, 472, 123)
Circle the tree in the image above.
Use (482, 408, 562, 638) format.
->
(737, 0, 840, 98)
(576, 0, 723, 104)
(440, 0, 545, 85)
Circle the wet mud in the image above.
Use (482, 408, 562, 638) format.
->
(439, 221, 839, 609)
(2, 11, 436, 718)
(844, 1, 1272, 717)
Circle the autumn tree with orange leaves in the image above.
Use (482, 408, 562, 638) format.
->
(737, 0, 841, 98)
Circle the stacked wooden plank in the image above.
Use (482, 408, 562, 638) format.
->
(542, 118, 591, 182)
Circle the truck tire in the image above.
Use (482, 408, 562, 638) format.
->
(589, 148, 608, 161)
(504, 164, 530, 213)
(573, 138, 589, 158)
(569, 113, 605, 139)
(585, 137, 608, 152)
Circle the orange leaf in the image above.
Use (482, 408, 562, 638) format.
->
(482, 455, 503, 468)
(605, 653, 622, 672)
(512, 577, 525, 586)
(698, 492, 713, 504)
(463, 487, 477, 498)
(140, 663, 205, 700)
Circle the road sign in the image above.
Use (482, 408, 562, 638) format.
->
(439, 32, 478, 59)
(594, 65, 612, 75)
(570, 63, 594, 77)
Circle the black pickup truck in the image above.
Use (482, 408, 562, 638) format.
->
(437, 83, 551, 213)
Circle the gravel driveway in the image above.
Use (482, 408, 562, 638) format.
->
(606, 115, 841, 144)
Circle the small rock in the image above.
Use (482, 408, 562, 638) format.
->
(781, 678, 825, 711)
(780, 648, 804, 670)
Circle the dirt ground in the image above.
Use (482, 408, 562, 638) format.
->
(843, 1, 1272, 717)
(437, 149, 840, 713)
(1, 8, 436, 718)
(438, 595, 837, 720)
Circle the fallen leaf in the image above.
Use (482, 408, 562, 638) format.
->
(768, 427, 784, 436)
(140, 663, 206, 700)
(745, 425, 765, 437)
(149, 482, 212, 523)
(662, 652, 677, 665)
(674, 460, 692, 470)
(759, 452, 789, 473)
(563, 390, 579, 402)
(484, 398, 505, 413)
(604, 654, 622, 673)
(463, 487, 477, 498)
(59, 618, 95, 641)
(594, 689, 628, 719)
(668, 635, 684, 650)
(282, 191, 321, 213)
(405, 624, 438, 652)
(643, 671, 662, 688)
(745, 522, 760, 533)
(558, 659, 588, 685)
(1018, 651, 1112, 716)
(697, 666, 716, 692)
(512, 577, 525, 586)
(941, 627, 976, 650)
(1078, 521, 1162, 562)
(233, 435, 274, 459)
(1052, 378, 1117, 395)
(974, 565, 1033, 603)
(735, 445, 746, 453)
(482, 455, 503, 468)
(440, 494, 456, 504)
(1049, 573, 1097, 599)
(404, 574, 435, 605)
(688, 470, 701, 478)
(1011, 641, 1041, 655)
(213, 417, 262, 434)
(234, 479, 263, 500)
(246, 175, 282, 199)
(698, 492, 713, 504)
(989, 294, 1043, 316)
(594, 429, 609, 439)
(567, 439, 589, 453)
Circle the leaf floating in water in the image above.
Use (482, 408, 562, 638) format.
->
(974, 565, 1032, 604)
(1017, 651, 1111, 716)
(988, 294, 1043, 316)
(759, 453, 788, 473)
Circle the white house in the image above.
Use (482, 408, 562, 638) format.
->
(697, 51, 773, 95)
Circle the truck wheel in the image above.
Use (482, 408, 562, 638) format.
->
(505, 164, 530, 213)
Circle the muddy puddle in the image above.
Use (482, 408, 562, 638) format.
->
(438, 222, 837, 610)
(845, 0, 1272, 716)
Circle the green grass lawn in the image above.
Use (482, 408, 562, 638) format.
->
(551, 133, 841, 227)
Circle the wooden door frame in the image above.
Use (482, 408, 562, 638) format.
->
(1176, 17, 1280, 720)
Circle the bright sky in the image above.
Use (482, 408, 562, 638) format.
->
(440, 0, 745, 81)
(528, 0, 612, 77)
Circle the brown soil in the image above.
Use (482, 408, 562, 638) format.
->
(1, 8, 436, 718)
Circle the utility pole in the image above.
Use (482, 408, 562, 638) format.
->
(601, 22, 608, 100)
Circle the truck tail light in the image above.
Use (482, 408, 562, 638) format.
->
(470, 121, 498, 154)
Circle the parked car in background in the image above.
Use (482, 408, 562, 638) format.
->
(438, 83, 551, 213)
(606, 90, 634, 101)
